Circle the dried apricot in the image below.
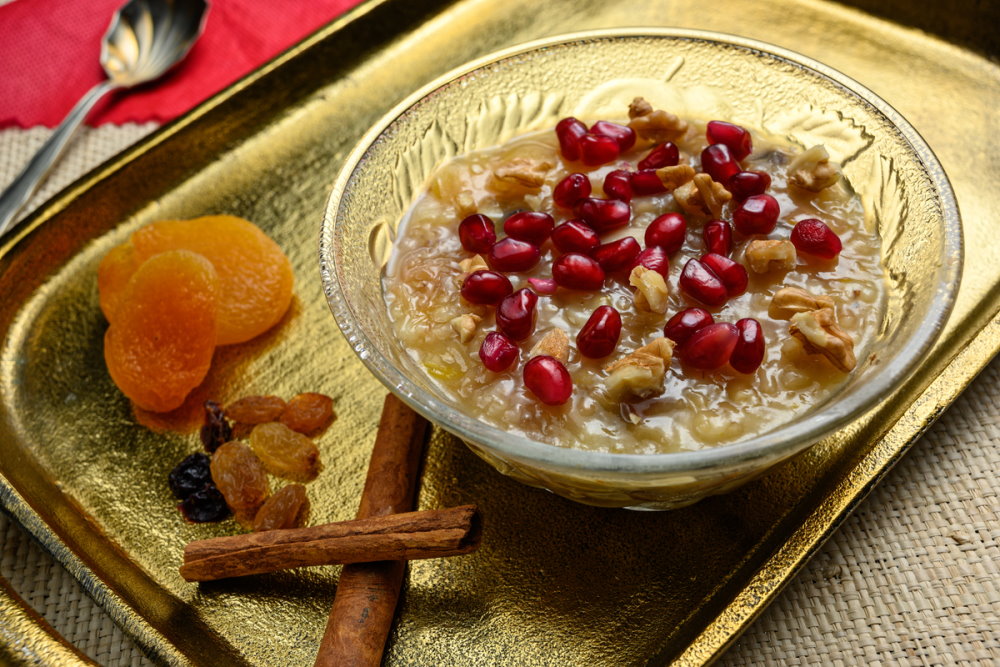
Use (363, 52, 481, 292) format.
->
(253, 484, 310, 532)
(129, 215, 294, 345)
(248, 422, 322, 482)
(226, 395, 286, 425)
(210, 441, 270, 526)
(97, 241, 139, 321)
(104, 250, 217, 412)
(279, 393, 335, 436)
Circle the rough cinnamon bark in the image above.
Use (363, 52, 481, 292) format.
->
(180, 505, 480, 582)
(314, 393, 429, 667)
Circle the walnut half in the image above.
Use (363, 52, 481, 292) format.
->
(789, 308, 856, 372)
(674, 173, 731, 219)
(769, 287, 835, 320)
(655, 164, 696, 191)
(787, 144, 842, 192)
(629, 265, 669, 314)
(604, 338, 675, 400)
(450, 314, 482, 343)
(627, 96, 689, 144)
(745, 240, 796, 274)
(529, 328, 569, 363)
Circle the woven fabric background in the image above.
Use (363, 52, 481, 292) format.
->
(0, 125, 997, 666)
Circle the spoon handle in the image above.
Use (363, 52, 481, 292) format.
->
(0, 80, 117, 240)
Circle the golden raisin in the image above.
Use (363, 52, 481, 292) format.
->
(248, 422, 322, 482)
(252, 484, 310, 532)
(103, 250, 217, 412)
(210, 441, 270, 526)
(225, 395, 286, 425)
(279, 393, 335, 436)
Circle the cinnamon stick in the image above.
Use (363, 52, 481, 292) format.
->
(180, 505, 480, 582)
(314, 393, 429, 667)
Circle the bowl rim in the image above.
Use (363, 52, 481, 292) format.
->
(320, 27, 963, 475)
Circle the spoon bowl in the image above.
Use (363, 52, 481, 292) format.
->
(0, 0, 208, 239)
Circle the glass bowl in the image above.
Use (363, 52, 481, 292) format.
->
(320, 29, 961, 510)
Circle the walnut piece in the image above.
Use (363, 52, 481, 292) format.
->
(674, 173, 731, 218)
(788, 144, 842, 192)
(629, 265, 669, 314)
(449, 314, 482, 343)
(627, 96, 688, 143)
(490, 156, 554, 195)
(628, 97, 653, 119)
(455, 191, 478, 218)
(655, 164, 696, 191)
(604, 337, 675, 400)
(789, 308, 856, 372)
(745, 240, 796, 274)
(530, 328, 569, 363)
(458, 254, 488, 277)
(769, 287, 836, 320)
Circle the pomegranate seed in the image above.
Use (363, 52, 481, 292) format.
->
(630, 170, 668, 195)
(637, 142, 679, 170)
(703, 219, 732, 255)
(553, 173, 592, 208)
(580, 133, 620, 165)
(523, 356, 573, 405)
(551, 220, 600, 253)
(460, 270, 513, 305)
(727, 170, 771, 201)
(700, 253, 748, 297)
(603, 169, 633, 202)
(730, 318, 765, 374)
(590, 120, 636, 151)
(527, 277, 558, 295)
(479, 331, 519, 372)
(645, 213, 687, 254)
(631, 246, 670, 278)
(706, 121, 753, 160)
(664, 308, 714, 345)
(679, 322, 738, 370)
(701, 144, 741, 184)
(496, 288, 538, 341)
(576, 197, 631, 233)
(577, 306, 622, 358)
(504, 211, 554, 245)
(679, 258, 728, 307)
(591, 237, 641, 273)
(733, 194, 780, 235)
(552, 253, 605, 290)
(458, 214, 496, 254)
(555, 117, 588, 161)
(790, 218, 843, 259)
(488, 237, 541, 272)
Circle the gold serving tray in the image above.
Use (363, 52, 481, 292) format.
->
(1, 0, 997, 664)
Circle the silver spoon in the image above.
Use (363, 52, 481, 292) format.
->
(0, 0, 208, 240)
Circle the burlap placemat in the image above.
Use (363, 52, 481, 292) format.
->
(0, 125, 997, 666)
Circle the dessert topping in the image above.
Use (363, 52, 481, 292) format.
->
(745, 239, 796, 274)
(788, 144, 842, 192)
(629, 265, 670, 313)
(789, 307, 857, 372)
(769, 287, 835, 320)
(604, 337, 675, 400)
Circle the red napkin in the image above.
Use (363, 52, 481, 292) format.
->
(0, 0, 364, 128)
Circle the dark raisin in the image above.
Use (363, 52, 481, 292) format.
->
(179, 484, 231, 523)
(199, 400, 232, 453)
(168, 452, 212, 499)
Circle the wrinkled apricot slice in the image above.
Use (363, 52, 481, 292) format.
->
(104, 250, 218, 412)
(97, 242, 140, 321)
(125, 215, 293, 345)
